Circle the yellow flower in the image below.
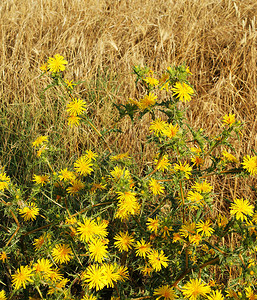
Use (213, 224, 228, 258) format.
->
(242, 155, 257, 176)
(191, 156, 204, 167)
(144, 77, 159, 86)
(77, 218, 97, 242)
(67, 98, 87, 116)
(149, 118, 168, 136)
(174, 161, 192, 179)
(148, 250, 169, 271)
(196, 220, 214, 237)
(47, 54, 68, 73)
(82, 295, 97, 300)
(135, 239, 152, 258)
(192, 180, 213, 193)
(172, 232, 181, 243)
(85, 150, 98, 161)
(58, 168, 76, 181)
(89, 238, 109, 263)
(40, 63, 48, 72)
(0, 172, 10, 191)
(154, 155, 171, 171)
(217, 214, 228, 228)
(115, 191, 140, 220)
(67, 179, 85, 194)
(149, 178, 165, 195)
(114, 231, 134, 252)
(110, 166, 131, 181)
(222, 150, 238, 163)
(82, 264, 107, 291)
(32, 135, 48, 148)
(101, 263, 121, 288)
(171, 82, 194, 102)
(147, 217, 160, 235)
(12, 265, 34, 290)
(33, 233, 51, 251)
(52, 244, 73, 264)
(33, 174, 49, 186)
(162, 123, 179, 138)
(230, 198, 254, 221)
(182, 278, 211, 300)
(68, 115, 81, 127)
(187, 191, 204, 206)
(33, 258, 53, 278)
(245, 287, 257, 300)
(64, 79, 76, 90)
(206, 290, 224, 300)
(222, 113, 236, 126)
(154, 285, 177, 300)
(0, 252, 8, 262)
(138, 93, 157, 110)
(19, 202, 39, 221)
(74, 156, 93, 176)
(179, 222, 196, 238)
(189, 234, 202, 245)
(110, 152, 130, 161)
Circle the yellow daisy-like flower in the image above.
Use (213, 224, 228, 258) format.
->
(230, 198, 254, 221)
(149, 118, 168, 136)
(12, 265, 34, 290)
(144, 77, 159, 86)
(0, 252, 8, 262)
(33, 258, 53, 278)
(52, 244, 73, 264)
(33, 233, 51, 251)
(161, 123, 179, 138)
(114, 231, 134, 252)
(82, 264, 107, 291)
(0, 172, 10, 191)
(206, 290, 224, 300)
(47, 54, 68, 73)
(154, 285, 177, 300)
(149, 178, 165, 195)
(82, 295, 97, 300)
(135, 239, 152, 258)
(115, 191, 140, 220)
(189, 233, 202, 245)
(74, 156, 93, 176)
(182, 278, 211, 300)
(33, 174, 49, 186)
(222, 150, 238, 163)
(40, 63, 48, 72)
(148, 250, 169, 271)
(245, 287, 257, 300)
(64, 79, 76, 90)
(67, 98, 87, 116)
(242, 155, 257, 176)
(147, 217, 160, 235)
(19, 202, 39, 221)
(174, 161, 192, 179)
(196, 220, 214, 237)
(171, 82, 194, 102)
(0, 290, 6, 300)
(191, 156, 204, 167)
(222, 113, 236, 126)
(187, 191, 204, 207)
(110, 166, 131, 181)
(32, 135, 48, 148)
(101, 263, 121, 288)
(58, 168, 76, 181)
(85, 149, 98, 161)
(217, 214, 229, 228)
(192, 180, 213, 193)
(68, 114, 81, 127)
(89, 238, 109, 263)
(179, 222, 196, 238)
(77, 218, 97, 242)
(154, 155, 171, 171)
(67, 179, 85, 194)
(138, 93, 157, 110)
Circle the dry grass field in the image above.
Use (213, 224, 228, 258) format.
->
(0, 0, 256, 197)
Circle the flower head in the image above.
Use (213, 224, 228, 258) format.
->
(171, 82, 194, 102)
(114, 231, 134, 252)
(138, 93, 157, 110)
(77, 218, 97, 242)
(230, 198, 254, 221)
(47, 54, 68, 73)
(67, 98, 87, 116)
(82, 264, 107, 291)
(89, 238, 109, 263)
(12, 265, 34, 290)
(147, 217, 160, 235)
(182, 278, 211, 300)
(52, 244, 73, 264)
(192, 181, 213, 193)
(148, 249, 169, 271)
(33, 174, 49, 186)
(19, 202, 39, 221)
(0, 172, 10, 191)
(174, 161, 192, 179)
(32, 135, 48, 148)
(196, 220, 214, 237)
(144, 77, 159, 86)
(74, 156, 93, 176)
(149, 178, 165, 195)
(154, 285, 177, 300)
(206, 290, 224, 300)
(162, 123, 179, 138)
(135, 239, 152, 258)
(149, 119, 167, 136)
(242, 155, 257, 176)
(222, 113, 236, 126)
(154, 155, 171, 171)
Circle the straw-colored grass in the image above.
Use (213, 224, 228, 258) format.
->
(0, 0, 256, 197)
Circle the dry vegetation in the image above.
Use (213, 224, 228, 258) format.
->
(0, 0, 256, 197)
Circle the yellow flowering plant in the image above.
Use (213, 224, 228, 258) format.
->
(0, 58, 256, 300)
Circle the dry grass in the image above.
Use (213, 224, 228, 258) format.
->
(0, 0, 256, 197)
